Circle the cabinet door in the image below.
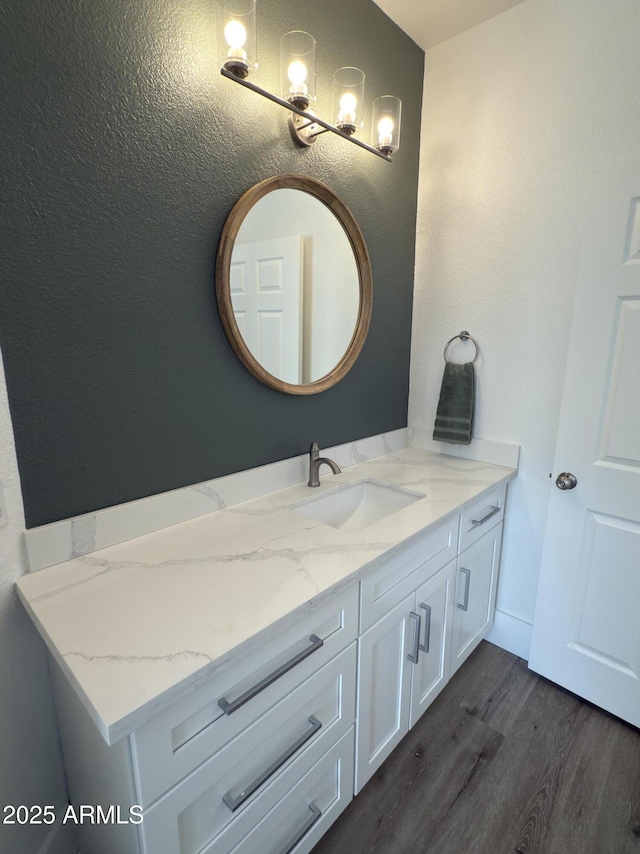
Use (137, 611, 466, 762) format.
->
(409, 560, 456, 728)
(355, 595, 413, 793)
(450, 523, 503, 676)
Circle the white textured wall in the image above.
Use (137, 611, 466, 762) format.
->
(409, 0, 640, 645)
(0, 348, 75, 854)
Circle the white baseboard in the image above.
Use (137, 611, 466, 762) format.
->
(487, 609, 532, 660)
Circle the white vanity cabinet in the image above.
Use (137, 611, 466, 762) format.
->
(451, 524, 503, 676)
(42, 474, 510, 854)
(355, 483, 507, 792)
(53, 584, 359, 854)
(411, 563, 458, 726)
(450, 485, 506, 675)
(355, 514, 460, 791)
(355, 560, 456, 792)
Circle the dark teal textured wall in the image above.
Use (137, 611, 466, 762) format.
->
(0, 0, 423, 527)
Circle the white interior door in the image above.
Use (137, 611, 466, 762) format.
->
(230, 236, 303, 384)
(529, 164, 640, 727)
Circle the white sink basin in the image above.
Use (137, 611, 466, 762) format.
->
(292, 480, 424, 532)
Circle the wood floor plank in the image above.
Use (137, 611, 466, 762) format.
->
(312, 641, 640, 854)
(541, 699, 640, 853)
(314, 643, 522, 854)
(315, 711, 502, 854)
(426, 671, 587, 854)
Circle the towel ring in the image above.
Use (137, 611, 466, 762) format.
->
(443, 331, 479, 364)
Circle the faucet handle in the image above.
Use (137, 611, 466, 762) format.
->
(310, 440, 319, 452)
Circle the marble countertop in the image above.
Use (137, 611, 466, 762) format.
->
(17, 448, 515, 744)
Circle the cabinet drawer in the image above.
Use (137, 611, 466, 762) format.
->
(359, 516, 459, 633)
(459, 484, 506, 554)
(132, 584, 358, 806)
(211, 728, 355, 854)
(140, 644, 356, 854)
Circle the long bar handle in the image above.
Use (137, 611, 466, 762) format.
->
(408, 611, 421, 663)
(419, 603, 431, 654)
(470, 505, 500, 528)
(458, 568, 471, 611)
(278, 802, 322, 854)
(218, 634, 324, 715)
(223, 716, 322, 812)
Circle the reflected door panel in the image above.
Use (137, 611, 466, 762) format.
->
(231, 236, 303, 385)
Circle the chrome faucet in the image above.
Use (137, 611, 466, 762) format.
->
(308, 441, 341, 487)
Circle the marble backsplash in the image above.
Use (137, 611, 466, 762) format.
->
(24, 430, 409, 572)
(24, 427, 520, 573)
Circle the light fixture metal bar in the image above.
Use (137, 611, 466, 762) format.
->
(297, 119, 328, 134)
(221, 67, 392, 162)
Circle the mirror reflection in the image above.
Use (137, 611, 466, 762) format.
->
(230, 188, 360, 385)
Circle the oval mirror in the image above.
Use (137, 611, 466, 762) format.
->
(215, 175, 372, 394)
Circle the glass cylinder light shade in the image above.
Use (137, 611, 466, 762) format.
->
(280, 32, 316, 110)
(332, 67, 365, 135)
(217, 0, 257, 79)
(372, 95, 402, 155)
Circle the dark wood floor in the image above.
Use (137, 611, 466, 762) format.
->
(312, 641, 640, 854)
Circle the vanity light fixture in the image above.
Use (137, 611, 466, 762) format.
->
(281, 31, 316, 110)
(372, 95, 402, 156)
(333, 67, 365, 136)
(217, 4, 402, 162)
(281, 31, 321, 148)
(217, 0, 257, 79)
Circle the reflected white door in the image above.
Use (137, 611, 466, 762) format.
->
(529, 165, 640, 726)
(230, 236, 303, 384)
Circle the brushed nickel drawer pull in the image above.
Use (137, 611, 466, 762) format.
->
(222, 715, 322, 812)
(470, 505, 500, 528)
(408, 611, 421, 663)
(458, 567, 471, 611)
(218, 634, 324, 715)
(277, 802, 322, 854)
(419, 602, 431, 654)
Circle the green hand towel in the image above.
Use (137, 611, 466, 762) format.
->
(433, 361, 474, 445)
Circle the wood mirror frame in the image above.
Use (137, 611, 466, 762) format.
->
(215, 174, 373, 395)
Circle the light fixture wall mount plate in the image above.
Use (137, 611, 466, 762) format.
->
(288, 112, 321, 147)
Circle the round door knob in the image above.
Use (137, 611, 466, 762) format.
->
(555, 472, 577, 490)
